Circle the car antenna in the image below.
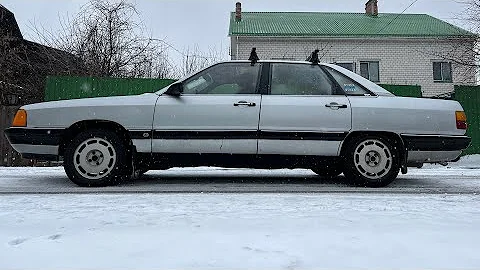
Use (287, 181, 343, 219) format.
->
(248, 47, 259, 66)
(306, 49, 320, 64)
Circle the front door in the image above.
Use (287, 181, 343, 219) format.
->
(153, 62, 262, 154)
(258, 63, 352, 156)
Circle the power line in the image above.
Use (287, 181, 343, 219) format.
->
(149, 38, 219, 61)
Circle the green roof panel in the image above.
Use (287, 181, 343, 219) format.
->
(229, 12, 475, 38)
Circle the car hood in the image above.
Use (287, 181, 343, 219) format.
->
(22, 93, 159, 111)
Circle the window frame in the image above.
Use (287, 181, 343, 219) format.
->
(359, 61, 380, 83)
(181, 62, 263, 95)
(266, 62, 345, 96)
(334, 62, 356, 73)
(433, 61, 453, 83)
(323, 66, 376, 97)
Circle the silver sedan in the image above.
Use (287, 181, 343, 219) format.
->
(4, 60, 471, 187)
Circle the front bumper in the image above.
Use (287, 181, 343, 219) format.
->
(4, 128, 64, 161)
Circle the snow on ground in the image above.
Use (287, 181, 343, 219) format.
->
(0, 155, 479, 269)
(0, 194, 480, 270)
(0, 194, 480, 269)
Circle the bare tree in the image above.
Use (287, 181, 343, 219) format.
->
(34, 0, 172, 78)
(420, 0, 479, 83)
(175, 45, 227, 78)
(0, 37, 85, 103)
(463, 0, 480, 33)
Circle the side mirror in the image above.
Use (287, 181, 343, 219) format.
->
(165, 83, 183, 96)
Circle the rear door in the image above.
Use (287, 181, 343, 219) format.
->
(258, 63, 352, 156)
(153, 62, 262, 154)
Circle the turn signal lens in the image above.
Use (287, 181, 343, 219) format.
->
(12, 109, 27, 127)
(456, 111, 467, 130)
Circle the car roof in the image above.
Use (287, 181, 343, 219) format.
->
(219, 60, 321, 65)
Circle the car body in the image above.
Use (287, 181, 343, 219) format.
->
(4, 60, 471, 187)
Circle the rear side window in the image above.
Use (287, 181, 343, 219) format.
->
(324, 67, 373, 96)
(270, 63, 336, 95)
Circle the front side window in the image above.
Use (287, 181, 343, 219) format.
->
(183, 63, 260, 95)
(325, 67, 373, 96)
(433, 62, 452, 82)
(270, 63, 335, 95)
(360, 61, 380, 82)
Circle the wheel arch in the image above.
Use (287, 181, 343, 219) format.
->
(59, 120, 133, 156)
(340, 131, 407, 162)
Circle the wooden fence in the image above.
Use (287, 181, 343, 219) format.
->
(0, 105, 28, 166)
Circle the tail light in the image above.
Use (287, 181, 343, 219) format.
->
(455, 111, 467, 130)
(12, 109, 27, 127)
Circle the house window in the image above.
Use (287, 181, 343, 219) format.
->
(335, 62, 356, 72)
(433, 62, 452, 82)
(360, 61, 380, 82)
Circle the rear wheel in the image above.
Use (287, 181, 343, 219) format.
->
(343, 135, 400, 187)
(64, 129, 129, 187)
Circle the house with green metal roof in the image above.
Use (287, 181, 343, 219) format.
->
(228, 0, 478, 96)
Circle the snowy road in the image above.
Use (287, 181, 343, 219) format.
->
(1, 160, 480, 194)
(1, 156, 480, 269)
(1, 193, 480, 269)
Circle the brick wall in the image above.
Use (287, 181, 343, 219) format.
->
(231, 37, 477, 97)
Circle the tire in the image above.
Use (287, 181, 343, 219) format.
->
(312, 165, 343, 178)
(64, 129, 129, 187)
(343, 135, 400, 187)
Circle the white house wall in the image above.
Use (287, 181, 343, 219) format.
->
(231, 37, 476, 97)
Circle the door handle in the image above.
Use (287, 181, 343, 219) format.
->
(325, 102, 348, 109)
(234, 101, 256, 107)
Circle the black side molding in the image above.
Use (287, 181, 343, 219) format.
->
(21, 153, 60, 161)
(402, 135, 471, 151)
(146, 130, 348, 141)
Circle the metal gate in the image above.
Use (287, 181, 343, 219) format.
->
(454, 85, 480, 155)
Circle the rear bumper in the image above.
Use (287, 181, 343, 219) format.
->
(402, 134, 471, 163)
(4, 128, 63, 161)
(401, 135, 471, 151)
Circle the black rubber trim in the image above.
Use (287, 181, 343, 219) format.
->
(258, 131, 347, 141)
(129, 131, 152, 140)
(4, 128, 63, 146)
(152, 131, 258, 140)
(151, 130, 347, 141)
(402, 135, 471, 151)
(21, 153, 59, 161)
(258, 63, 271, 95)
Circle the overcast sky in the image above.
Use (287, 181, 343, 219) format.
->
(1, 0, 472, 63)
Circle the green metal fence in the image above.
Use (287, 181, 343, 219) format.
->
(454, 85, 480, 155)
(378, 84, 423, 98)
(45, 76, 176, 102)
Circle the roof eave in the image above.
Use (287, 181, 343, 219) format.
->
(228, 33, 478, 39)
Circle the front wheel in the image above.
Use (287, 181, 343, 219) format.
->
(64, 129, 129, 187)
(343, 136, 400, 187)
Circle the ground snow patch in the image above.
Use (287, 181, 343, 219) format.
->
(0, 194, 479, 269)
